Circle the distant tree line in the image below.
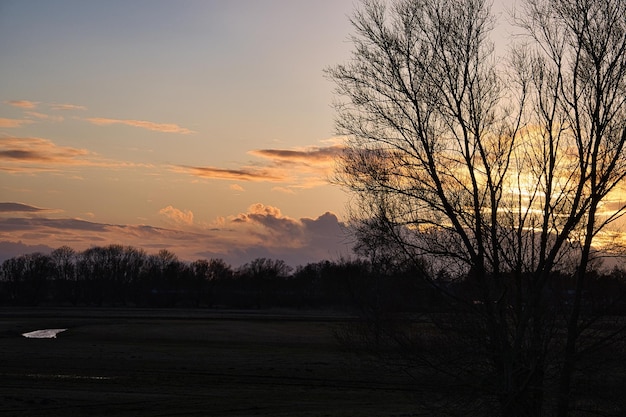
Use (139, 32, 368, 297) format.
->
(0, 244, 430, 309)
(2, 244, 626, 314)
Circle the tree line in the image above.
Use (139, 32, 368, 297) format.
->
(0, 244, 429, 309)
(2, 244, 626, 315)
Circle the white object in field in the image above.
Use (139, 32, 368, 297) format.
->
(22, 329, 67, 338)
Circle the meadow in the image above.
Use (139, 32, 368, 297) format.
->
(0, 308, 419, 417)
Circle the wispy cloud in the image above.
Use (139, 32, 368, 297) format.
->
(25, 111, 64, 122)
(0, 216, 109, 233)
(0, 202, 47, 213)
(271, 186, 296, 194)
(0, 136, 149, 173)
(4, 100, 86, 111)
(175, 144, 345, 189)
(250, 145, 344, 164)
(4, 100, 39, 109)
(174, 165, 285, 182)
(49, 103, 87, 111)
(86, 117, 195, 134)
(0, 137, 90, 167)
(0, 118, 34, 128)
(1, 101, 81, 128)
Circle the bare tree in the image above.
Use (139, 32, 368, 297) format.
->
(190, 258, 232, 307)
(327, 0, 626, 415)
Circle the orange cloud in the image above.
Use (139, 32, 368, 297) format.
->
(0, 137, 89, 166)
(25, 112, 64, 122)
(0, 118, 34, 128)
(4, 100, 39, 109)
(230, 184, 245, 192)
(246, 203, 283, 218)
(0, 203, 351, 266)
(250, 145, 345, 164)
(49, 103, 87, 111)
(206, 204, 350, 264)
(159, 205, 194, 226)
(229, 204, 303, 240)
(4, 100, 87, 111)
(271, 186, 296, 194)
(174, 165, 285, 182)
(0, 136, 148, 173)
(86, 117, 195, 134)
(175, 144, 345, 189)
(0, 202, 47, 213)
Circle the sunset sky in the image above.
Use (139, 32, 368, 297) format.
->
(0, 0, 515, 267)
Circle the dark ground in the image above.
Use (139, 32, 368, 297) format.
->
(0, 308, 421, 417)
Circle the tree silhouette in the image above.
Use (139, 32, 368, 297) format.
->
(51, 246, 77, 304)
(190, 258, 233, 307)
(237, 258, 293, 308)
(1, 253, 52, 305)
(327, 0, 626, 415)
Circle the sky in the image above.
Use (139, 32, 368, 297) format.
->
(0, 0, 517, 267)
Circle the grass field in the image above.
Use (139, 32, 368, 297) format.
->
(0, 308, 420, 417)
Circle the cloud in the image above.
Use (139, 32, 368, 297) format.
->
(25, 111, 64, 122)
(231, 204, 304, 243)
(271, 186, 296, 194)
(0, 136, 149, 173)
(232, 203, 287, 224)
(86, 117, 195, 134)
(223, 204, 349, 257)
(49, 103, 87, 111)
(0, 216, 195, 261)
(598, 200, 626, 214)
(4, 100, 39, 109)
(0, 241, 55, 262)
(0, 137, 90, 171)
(250, 145, 344, 164)
(175, 144, 345, 189)
(159, 205, 194, 226)
(0, 202, 47, 213)
(230, 184, 245, 192)
(174, 165, 285, 182)
(0, 217, 109, 233)
(3, 100, 86, 111)
(0, 118, 34, 128)
(207, 205, 351, 266)
(0, 204, 352, 267)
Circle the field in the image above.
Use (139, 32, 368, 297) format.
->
(0, 308, 419, 417)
